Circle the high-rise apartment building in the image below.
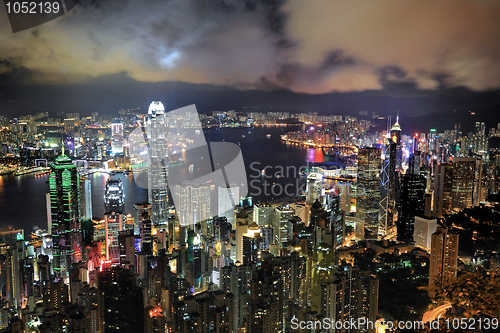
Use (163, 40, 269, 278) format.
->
(433, 163, 453, 218)
(428, 226, 459, 297)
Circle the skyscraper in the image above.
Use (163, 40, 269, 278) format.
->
(379, 120, 401, 238)
(218, 183, 240, 226)
(397, 174, 426, 242)
(428, 226, 459, 298)
(274, 205, 295, 247)
(147, 101, 169, 226)
(253, 202, 274, 227)
(451, 157, 477, 210)
(104, 178, 125, 264)
(80, 177, 92, 221)
(49, 155, 80, 274)
(433, 163, 453, 217)
(175, 183, 211, 227)
(356, 147, 381, 240)
(111, 118, 124, 155)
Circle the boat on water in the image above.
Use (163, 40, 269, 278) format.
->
(168, 154, 185, 167)
(266, 134, 271, 138)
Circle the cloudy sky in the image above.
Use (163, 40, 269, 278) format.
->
(1, 0, 500, 116)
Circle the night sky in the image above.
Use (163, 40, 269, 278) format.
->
(1, 0, 500, 118)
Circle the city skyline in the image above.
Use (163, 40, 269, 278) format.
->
(1, 1, 500, 332)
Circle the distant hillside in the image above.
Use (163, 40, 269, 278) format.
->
(370, 105, 500, 135)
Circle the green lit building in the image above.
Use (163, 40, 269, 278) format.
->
(49, 155, 80, 274)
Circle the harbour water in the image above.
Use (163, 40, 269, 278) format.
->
(0, 126, 345, 231)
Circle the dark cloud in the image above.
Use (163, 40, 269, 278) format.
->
(0, 0, 500, 98)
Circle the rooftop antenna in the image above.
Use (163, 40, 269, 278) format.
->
(396, 110, 399, 123)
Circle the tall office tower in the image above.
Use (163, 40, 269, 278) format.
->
(46, 193, 52, 234)
(379, 120, 401, 238)
(49, 155, 80, 274)
(104, 178, 125, 264)
(175, 184, 211, 227)
(408, 151, 421, 175)
(273, 205, 295, 247)
(147, 101, 169, 226)
(356, 147, 381, 240)
(306, 173, 323, 204)
(397, 174, 426, 242)
(428, 226, 459, 298)
(111, 118, 124, 155)
(337, 182, 352, 213)
(97, 267, 144, 333)
(0, 230, 25, 309)
(413, 216, 437, 250)
(79, 178, 92, 220)
(451, 157, 477, 210)
(253, 202, 274, 227)
(118, 229, 135, 268)
(242, 222, 262, 265)
(433, 163, 453, 218)
(235, 209, 249, 264)
(310, 200, 327, 248)
(81, 219, 94, 248)
(391, 120, 402, 171)
(133, 202, 151, 236)
(218, 183, 240, 226)
(324, 189, 345, 249)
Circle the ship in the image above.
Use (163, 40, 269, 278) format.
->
(168, 153, 185, 167)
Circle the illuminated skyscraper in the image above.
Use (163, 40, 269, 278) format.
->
(397, 174, 426, 242)
(80, 178, 92, 221)
(433, 163, 453, 217)
(274, 205, 295, 247)
(133, 202, 151, 236)
(104, 178, 125, 264)
(356, 147, 381, 240)
(253, 202, 274, 227)
(306, 173, 323, 204)
(452, 157, 480, 210)
(175, 183, 211, 227)
(379, 120, 401, 238)
(49, 155, 80, 274)
(111, 118, 124, 155)
(218, 183, 240, 226)
(147, 101, 169, 226)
